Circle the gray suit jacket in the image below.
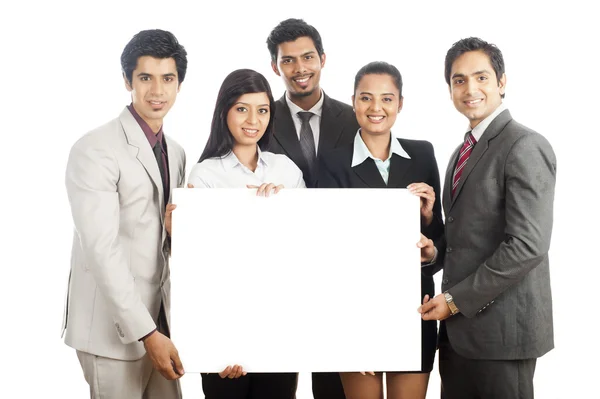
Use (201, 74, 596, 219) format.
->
(269, 92, 359, 187)
(436, 109, 556, 360)
(62, 107, 186, 360)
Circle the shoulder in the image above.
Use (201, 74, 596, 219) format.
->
(504, 121, 555, 161)
(262, 152, 301, 172)
(396, 138, 435, 156)
(319, 141, 354, 168)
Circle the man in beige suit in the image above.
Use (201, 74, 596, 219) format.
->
(63, 29, 188, 398)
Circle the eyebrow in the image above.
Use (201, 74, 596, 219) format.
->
(280, 50, 316, 59)
(234, 102, 270, 107)
(451, 70, 491, 79)
(359, 91, 396, 96)
(136, 72, 177, 78)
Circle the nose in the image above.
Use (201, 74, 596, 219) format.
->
(150, 79, 164, 96)
(294, 59, 308, 74)
(246, 110, 258, 125)
(465, 78, 478, 95)
(370, 98, 383, 112)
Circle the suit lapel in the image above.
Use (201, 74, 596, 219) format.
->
(274, 95, 306, 169)
(353, 159, 387, 188)
(443, 146, 460, 214)
(120, 108, 165, 213)
(449, 109, 513, 209)
(387, 149, 413, 188)
(318, 93, 345, 154)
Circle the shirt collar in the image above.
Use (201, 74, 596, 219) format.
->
(127, 103, 164, 147)
(351, 129, 411, 167)
(469, 103, 506, 142)
(285, 89, 324, 117)
(221, 146, 268, 170)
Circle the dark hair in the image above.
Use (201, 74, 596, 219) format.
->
(199, 69, 275, 162)
(445, 37, 505, 98)
(121, 29, 188, 85)
(354, 61, 403, 98)
(266, 18, 324, 63)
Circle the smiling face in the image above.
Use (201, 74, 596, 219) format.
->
(271, 36, 325, 102)
(449, 50, 506, 128)
(227, 92, 271, 149)
(125, 55, 180, 133)
(353, 73, 403, 137)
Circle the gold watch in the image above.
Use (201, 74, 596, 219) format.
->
(443, 291, 459, 315)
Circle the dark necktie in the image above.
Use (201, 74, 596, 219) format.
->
(298, 111, 317, 176)
(451, 131, 476, 198)
(153, 141, 168, 203)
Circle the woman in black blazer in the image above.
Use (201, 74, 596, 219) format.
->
(318, 61, 444, 399)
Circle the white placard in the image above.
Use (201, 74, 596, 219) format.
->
(170, 188, 422, 373)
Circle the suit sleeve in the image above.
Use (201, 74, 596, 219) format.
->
(65, 138, 155, 344)
(421, 141, 445, 276)
(449, 133, 556, 318)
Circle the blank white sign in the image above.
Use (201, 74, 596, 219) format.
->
(170, 188, 422, 373)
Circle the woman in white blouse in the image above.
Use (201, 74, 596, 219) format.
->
(185, 68, 304, 399)
(187, 69, 305, 194)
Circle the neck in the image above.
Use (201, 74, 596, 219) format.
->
(362, 131, 391, 160)
(233, 144, 259, 172)
(289, 88, 321, 111)
(132, 103, 162, 134)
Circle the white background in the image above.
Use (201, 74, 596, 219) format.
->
(1, 0, 598, 397)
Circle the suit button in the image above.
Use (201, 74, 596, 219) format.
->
(446, 247, 453, 253)
(442, 278, 449, 284)
(447, 216, 454, 223)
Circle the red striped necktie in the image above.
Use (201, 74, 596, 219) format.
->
(452, 132, 476, 198)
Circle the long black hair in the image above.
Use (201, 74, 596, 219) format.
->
(199, 69, 275, 162)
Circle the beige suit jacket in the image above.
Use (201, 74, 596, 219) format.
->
(62, 107, 186, 360)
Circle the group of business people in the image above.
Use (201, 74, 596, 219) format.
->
(62, 17, 556, 399)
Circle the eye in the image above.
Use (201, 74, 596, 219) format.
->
(453, 78, 464, 85)
(282, 59, 292, 64)
(140, 76, 150, 81)
(164, 76, 175, 82)
(236, 107, 247, 112)
(383, 97, 393, 102)
(258, 108, 269, 114)
(305, 55, 313, 60)
(478, 75, 488, 81)
(360, 96, 371, 101)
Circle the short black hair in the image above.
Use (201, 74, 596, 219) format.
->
(266, 18, 324, 63)
(354, 61, 403, 98)
(199, 69, 276, 162)
(121, 29, 188, 85)
(445, 37, 505, 98)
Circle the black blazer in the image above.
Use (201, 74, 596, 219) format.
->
(318, 137, 444, 241)
(269, 92, 359, 188)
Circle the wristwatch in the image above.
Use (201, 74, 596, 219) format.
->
(443, 291, 459, 315)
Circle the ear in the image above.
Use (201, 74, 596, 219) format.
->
(177, 82, 182, 93)
(398, 96, 404, 113)
(448, 84, 453, 100)
(351, 95, 355, 111)
(271, 61, 280, 77)
(123, 73, 133, 92)
(320, 52, 327, 68)
(498, 73, 507, 96)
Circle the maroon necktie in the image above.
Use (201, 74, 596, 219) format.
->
(452, 132, 476, 198)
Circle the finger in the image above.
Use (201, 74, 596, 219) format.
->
(264, 183, 276, 197)
(368, 371, 375, 376)
(273, 184, 284, 194)
(256, 183, 269, 196)
(166, 204, 177, 214)
(422, 294, 430, 305)
(360, 372, 366, 375)
(187, 183, 195, 188)
(171, 351, 185, 376)
(417, 233, 430, 248)
(418, 300, 435, 314)
(234, 365, 244, 378)
(159, 361, 179, 380)
(247, 185, 259, 189)
(219, 366, 232, 379)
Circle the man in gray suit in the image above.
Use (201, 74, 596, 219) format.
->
(63, 29, 187, 398)
(418, 37, 556, 399)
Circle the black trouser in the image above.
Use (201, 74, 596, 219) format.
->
(201, 372, 297, 399)
(439, 325, 537, 399)
(312, 372, 346, 399)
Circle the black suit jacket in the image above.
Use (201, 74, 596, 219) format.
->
(269, 92, 359, 188)
(318, 138, 444, 241)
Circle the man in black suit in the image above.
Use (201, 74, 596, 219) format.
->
(266, 18, 359, 189)
(266, 18, 358, 399)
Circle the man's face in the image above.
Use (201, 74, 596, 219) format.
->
(449, 50, 506, 129)
(271, 36, 325, 99)
(125, 56, 180, 132)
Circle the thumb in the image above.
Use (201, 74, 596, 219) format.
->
(171, 350, 184, 376)
(187, 183, 195, 188)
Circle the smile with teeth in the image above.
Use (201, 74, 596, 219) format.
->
(294, 76, 311, 83)
(465, 99, 483, 105)
(242, 128, 259, 135)
(368, 115, 385, 121)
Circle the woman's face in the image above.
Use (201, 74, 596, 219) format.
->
(227, 92, 271, 147)
(353, 73, 403, 137)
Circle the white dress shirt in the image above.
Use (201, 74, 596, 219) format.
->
(285, 90, 324, 153)
(470, 103, 507, 141)
(187, 147, 306, 188)
(351, 130, 411, 184)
